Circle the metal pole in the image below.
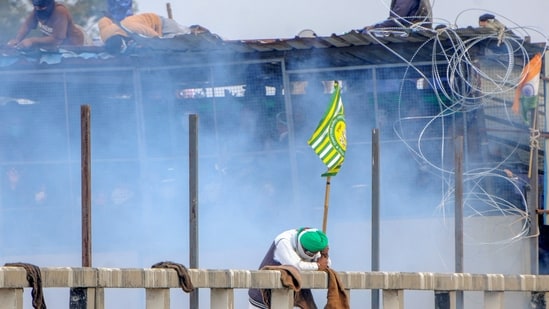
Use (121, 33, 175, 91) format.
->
(529, 107, 540, 274)
(280, 60, 303, 215)
(166, 3, 173, 19)
(371, 128, 380, 309)
(531, 50, 549, 309)
(70, 105, 91, 309)
(529, 107, 542, 308)
(455, 136, 464, 309)
(81, 105, 92, 268)
(189, 114, 199, 309)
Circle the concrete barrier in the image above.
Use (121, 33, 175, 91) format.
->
(1, 267, 549, 308)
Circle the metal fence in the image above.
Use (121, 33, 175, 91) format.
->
(0, 53, 543, 306)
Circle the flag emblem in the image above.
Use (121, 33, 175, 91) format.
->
(512, 53, 542, 123)
(307, 81, 347, 176)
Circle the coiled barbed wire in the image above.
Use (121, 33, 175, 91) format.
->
(365, 14, 548, 245)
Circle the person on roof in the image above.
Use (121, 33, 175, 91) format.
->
(362, 0, 432, 31)
(98, 13, 191, 54)
(247, 227, 330, 308)
(478, 13, 507, 32)
(478, 13, 509, 46)
(7, 0, 89, 49)
(106, 0, 133, 22)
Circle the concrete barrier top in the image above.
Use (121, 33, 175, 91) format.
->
(1, 267, 549, 292)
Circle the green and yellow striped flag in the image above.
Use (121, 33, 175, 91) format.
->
(307, 81, 347, 177)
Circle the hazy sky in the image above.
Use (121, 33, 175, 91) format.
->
(136, 0, 549, 41)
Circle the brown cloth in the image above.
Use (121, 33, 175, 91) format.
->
(260, 265, 318, 309)
(295, 288, 318, 309)
(151, 261, 194, 293)
(4, 262, 46, 309)
(324, 268, 350, 309)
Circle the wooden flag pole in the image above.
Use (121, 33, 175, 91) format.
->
(322, 176, 331, 233)
(528, 107, 539, 178)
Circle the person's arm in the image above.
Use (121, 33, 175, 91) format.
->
(7, 14, 36, 47)
(274, 238, 320, 271)
(19, 35, 60, 48)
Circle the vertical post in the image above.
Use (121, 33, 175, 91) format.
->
(280, 60, 302, 215)
(210, 289, 234, 308)
(454, 136, 464, 309)
(431, 133, 464, 309)
(434, 291, 450, 309)
(0, 288, 23, 308)
(166, 3, 173, 19)
(71, 105, 92, 309)
(532, 50, 549, 309)
(536, 51, 549, 231)
(435, 291, 456, 309)
(484, 291, 504, 308)
(382, 289, 404, 309)
(81, 105, 92, 268)
(271, 289, 294, 308)
(146, 289, 170, 309)
(371, 128, 380, 309)
(529, 107, 543, 308)
(188, 114, 199, 309)
(529, 107, 540, 275)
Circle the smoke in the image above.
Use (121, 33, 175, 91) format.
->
(0, 44, 536, 308)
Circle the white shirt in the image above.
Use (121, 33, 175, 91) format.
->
(272, 229, 331, 271)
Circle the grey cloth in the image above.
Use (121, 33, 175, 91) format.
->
(373, 0, 432, 28)
(160, 16, 190, 38)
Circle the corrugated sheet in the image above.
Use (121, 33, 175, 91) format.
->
(0, 27, 542, 70)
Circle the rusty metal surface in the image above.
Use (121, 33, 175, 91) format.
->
(0, 27, 542, 71)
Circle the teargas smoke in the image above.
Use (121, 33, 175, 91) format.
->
(0, 18, 543, 308)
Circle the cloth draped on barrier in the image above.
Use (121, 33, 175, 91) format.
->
(151, 261, 195, 293)
(4, 262, 46, 309)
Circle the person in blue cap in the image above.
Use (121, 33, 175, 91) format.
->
(478, 13, 506, 32)
(478, 13, 508, 46)
(106, 0, 133, 22)
(248, 227, 330, 308)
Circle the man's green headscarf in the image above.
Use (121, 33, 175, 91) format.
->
(298, 228, 328, 252)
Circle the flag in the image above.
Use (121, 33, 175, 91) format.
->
(307, 81, 347, 177)
(512, 53, 542, 123)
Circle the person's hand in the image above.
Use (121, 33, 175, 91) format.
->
(537, 209, 548, 215)
(17, 39, 33, 49)
(321, 246, 329, 258)
(317, 256, 329, 271)
(6, 39, 19, 48)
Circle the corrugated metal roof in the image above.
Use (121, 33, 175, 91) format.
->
(0, 26, 543, 71)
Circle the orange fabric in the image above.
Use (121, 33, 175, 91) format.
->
(121, 13, 163, 37)
(98, 13, 163, 43)
(512, 53, 542, 115)
(98, 17, 128, 42)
